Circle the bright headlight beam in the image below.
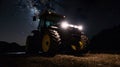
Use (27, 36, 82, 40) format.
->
(69, 25, 74, 27)
(74, 26, 78, 28)
(61, 21, 83, 30)
(61, 21, 69, 29)
(78, 25, 83, 30)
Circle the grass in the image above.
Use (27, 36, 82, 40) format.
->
(0, 54, 120, 67)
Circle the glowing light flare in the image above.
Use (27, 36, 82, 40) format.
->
(69, 25, 74, 27)
(61, 21, 69, 29)
(60, 21, 83, 30)
(49, 12, 52, 14)
(69, 24, 83, 30)
(63, 16, 66, 18)
(78, 25, 83, 30)
(74, 26, 78, 28)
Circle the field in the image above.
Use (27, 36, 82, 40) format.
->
(0, 53, 120, 67)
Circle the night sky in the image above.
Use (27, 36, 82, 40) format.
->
(0, 0, 120, 46)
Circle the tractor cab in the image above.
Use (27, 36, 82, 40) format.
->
(38, 10, 65, 30)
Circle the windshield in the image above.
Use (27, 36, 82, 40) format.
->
(45, 15, 63, 22)
(39, 12, 65, 28)
(46, 20, 56, 27)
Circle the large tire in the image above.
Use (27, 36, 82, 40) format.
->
(70, 34, 89, 56)
(41, 29, 61, 56)
(26, 30, 41, 55)
(26, 36, 35, 54)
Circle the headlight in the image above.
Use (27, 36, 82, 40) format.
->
(69, 25, 83, 30)
(60, 21, 83, 30)
(78, 25, 83, 30)
(61, 21, 69, 29)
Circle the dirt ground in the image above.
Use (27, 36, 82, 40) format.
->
(0, 54, 120, 67)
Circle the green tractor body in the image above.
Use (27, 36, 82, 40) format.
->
(26, 10, 89, 56)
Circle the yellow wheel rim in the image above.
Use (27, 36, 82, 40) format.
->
(42, 34, 50, 52)
(71, 41, 84, 51)
(79, 41, 84, 49)
(71, 45, 77, 51)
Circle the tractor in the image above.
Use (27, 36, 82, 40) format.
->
(25, 0, 89, 56)
(26, 10, 89, 56)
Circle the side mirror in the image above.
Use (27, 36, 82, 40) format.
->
(33, 16, 36, 21)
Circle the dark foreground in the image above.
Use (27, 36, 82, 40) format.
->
(0, 54, 120, 67)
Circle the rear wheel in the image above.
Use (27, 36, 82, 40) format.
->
(26, 30, 41, 55)
(26, 36, 33, 54)
(26, 36, 39, 55)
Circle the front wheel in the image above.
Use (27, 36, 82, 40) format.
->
(70, 35, 89, 56)
(41, 29, 61, 56)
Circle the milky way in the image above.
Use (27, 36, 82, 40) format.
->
(0, 0, 120, 45)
